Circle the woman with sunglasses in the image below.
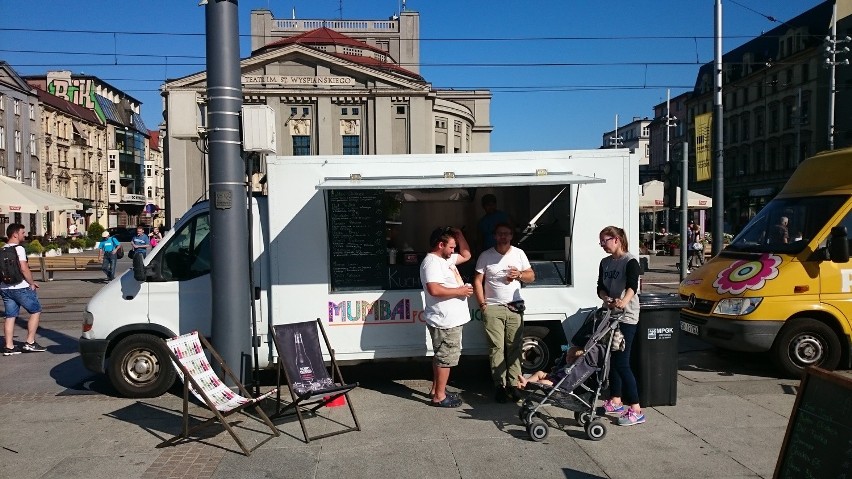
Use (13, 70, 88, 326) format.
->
(597, 226, 644, 426)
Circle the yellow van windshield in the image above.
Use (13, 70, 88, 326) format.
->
(727, 195, 849, 254)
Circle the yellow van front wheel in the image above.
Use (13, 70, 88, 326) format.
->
(772, 318, 841, 377)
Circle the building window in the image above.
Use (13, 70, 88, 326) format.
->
(769, 106, 779, 133)
(109, 180, 116, 194)
(15, 169, 22, 181)
(14, 99, 20, 115)
(146, 165, 152, 177)
(453, 121, 462, 133)
(0, 126, 4, 150)
(292, 135, 310, 156)
(641, 126, 650, 137)
(352, 107, 359, 115)
(436, 145, 446, 154)
(302, 107, 309, 116)
(0, 95, 4, 110)
(784, 103, 795, 129)
(30, 171, 36, 187)
(342, 135, 360, 155)
(147, 186, 153, 198)
(341, 108, 348, 115)
(396, 106, 406, 115)
(29, 133, 35, 155)
(29, 104, 35, 120)
(435, 117, 447, 129)
(742, 116, 750, 140)
(290, 107, 297, 116)
(14, 130, 21, 153)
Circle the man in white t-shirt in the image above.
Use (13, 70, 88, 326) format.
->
(420, 226, 473, 408)
(2, 223, 46, 356)
(473, 222, 534, 403)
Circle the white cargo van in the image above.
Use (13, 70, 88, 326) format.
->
(80, 150, 639, 397)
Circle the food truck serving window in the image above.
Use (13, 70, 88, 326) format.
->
(321, 172, 604, 293)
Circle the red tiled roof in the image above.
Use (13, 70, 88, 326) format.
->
(148, 130, 160, 151)
(257, 27, 423, 81)
(33, 87, 101, 125)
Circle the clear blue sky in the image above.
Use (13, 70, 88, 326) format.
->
(0, 0, 824, 151)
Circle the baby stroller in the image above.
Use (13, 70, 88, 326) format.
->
(518, 307, 624, 441)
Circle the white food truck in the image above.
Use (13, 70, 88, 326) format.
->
(79, 150, 639, 397)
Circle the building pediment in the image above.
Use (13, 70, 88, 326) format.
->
(164, 44, 430, 94)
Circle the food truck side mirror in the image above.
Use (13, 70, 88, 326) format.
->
(828, 226, 850, 263)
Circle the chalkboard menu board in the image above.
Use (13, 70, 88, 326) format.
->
(773, 367, 852, 479)
(327, 189, 387, 291)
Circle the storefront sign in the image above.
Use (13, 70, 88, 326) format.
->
(122, 194, 146, 204)
(241, 75, 355, 86)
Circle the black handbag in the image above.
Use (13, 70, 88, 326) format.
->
(115, 247, 124, 259)
(506, 300, 526, 314)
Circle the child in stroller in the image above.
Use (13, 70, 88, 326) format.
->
(518, 307, 624, 442)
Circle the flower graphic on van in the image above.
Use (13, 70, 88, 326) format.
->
(713, 253, 782, 295)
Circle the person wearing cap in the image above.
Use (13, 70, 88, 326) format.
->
(420, 226, 473, 408)
(97, 231, 121, 281)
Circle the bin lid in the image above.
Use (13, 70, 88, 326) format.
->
(638, 292, 690, 310)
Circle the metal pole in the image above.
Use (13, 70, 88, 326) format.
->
(712, 0, 725, 255)
(206, 0, 251, 385)
(829, 1, 837, 150)
(796, 87, 802, 165)
(664, 89, 671, 236)
(680, 142, 689, 280)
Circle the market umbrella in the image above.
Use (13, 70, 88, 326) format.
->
(639, 180, 713, 251)
(0, 175, 82, 215)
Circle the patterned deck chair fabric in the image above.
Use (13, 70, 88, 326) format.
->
(271, 319, 361, 443)
(159, 331, 279, 456)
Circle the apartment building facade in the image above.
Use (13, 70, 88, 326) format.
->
(686, 0, 852, 232)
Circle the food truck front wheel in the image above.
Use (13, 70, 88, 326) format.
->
(771, 318, 842, 378)
(521, 324, 563, 373)
(108, 334, 177, 398)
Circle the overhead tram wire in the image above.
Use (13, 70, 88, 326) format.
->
(0, 25, 819, 42)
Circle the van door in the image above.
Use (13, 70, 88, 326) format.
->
(146, 212, 213, 337)
(820, 209, 852, 327)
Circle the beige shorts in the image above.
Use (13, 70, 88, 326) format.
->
(427, 324, 463, 367)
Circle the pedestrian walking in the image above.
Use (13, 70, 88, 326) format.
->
(2, 223, 46, 355)
(98, 231, 121, 281)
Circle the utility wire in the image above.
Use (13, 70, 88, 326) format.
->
(0, 26, 813, 41)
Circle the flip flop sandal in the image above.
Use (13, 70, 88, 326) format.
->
(430, 395, 462, 408)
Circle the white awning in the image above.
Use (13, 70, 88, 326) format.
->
(316, 171, 605, 190)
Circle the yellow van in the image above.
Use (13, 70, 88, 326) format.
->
(679, 148, 852, 376)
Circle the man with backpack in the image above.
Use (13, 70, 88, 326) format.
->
(1, 223, 46, 356)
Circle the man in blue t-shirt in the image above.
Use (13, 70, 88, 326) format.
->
(131, 227, 151, 259)
(97, 231, 121, 281)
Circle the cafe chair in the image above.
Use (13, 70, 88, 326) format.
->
(159, 331, 280, 456)
(271, 319, 361, 443)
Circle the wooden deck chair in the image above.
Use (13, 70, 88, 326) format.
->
(159, 331, 280, 456)
(271, 319, 361, 443)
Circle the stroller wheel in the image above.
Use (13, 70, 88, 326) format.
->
(585, 419, 607, 441)
(574, 411, 591, 426)
(527, 418, 549, 442)
(518, 405, 533, 422)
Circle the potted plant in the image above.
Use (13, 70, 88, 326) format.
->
(667, 234, 681, 256)
(44, 243, 60, 257)
(68, 238, 84, 254)
(25, 239, 44, 257)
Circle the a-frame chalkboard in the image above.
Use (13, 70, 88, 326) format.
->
(773, 366, 852, 479)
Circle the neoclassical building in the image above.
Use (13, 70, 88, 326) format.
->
(161, 9, 492, 226)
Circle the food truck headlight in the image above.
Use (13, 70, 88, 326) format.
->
(713, 297, 763, 316)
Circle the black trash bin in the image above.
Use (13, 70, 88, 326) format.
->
(630, 293, 690, 407)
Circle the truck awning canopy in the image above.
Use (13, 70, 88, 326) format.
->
(316, 171, 605, 190)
